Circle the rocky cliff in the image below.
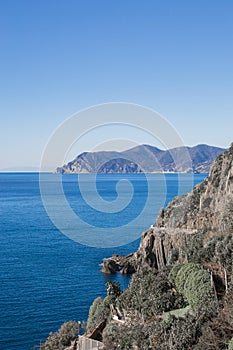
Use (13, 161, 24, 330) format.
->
(102, 144, 233, 274)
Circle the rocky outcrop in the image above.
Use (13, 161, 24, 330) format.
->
(102, 144, 233, 274)
(101, 254, 137, 274)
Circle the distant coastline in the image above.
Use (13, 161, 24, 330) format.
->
(56, 144, 225, 175)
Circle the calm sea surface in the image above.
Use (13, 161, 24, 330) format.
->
(0, 173, 206, 349)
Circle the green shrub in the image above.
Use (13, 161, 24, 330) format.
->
(164, 315, 199, 350)
(184, 268, 216, 313)
(175, 263, 201, 295)
(117, 268, 185, 320)
(86, 295, 114, 333)
(86, 297, 103, 332)
(171, 263, 216, 314)
(103, 322, 139, 350)
(185, 234, 205, 264)
(168, 263, 183, 285)
(40, 321, 80, 350)
(103, 313, 201, 350)
(103, 317, 169, 350)
(228, 338, 233, 350)
(185, 234, 233, 271)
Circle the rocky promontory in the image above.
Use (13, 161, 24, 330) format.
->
(102, 143, 233, 274)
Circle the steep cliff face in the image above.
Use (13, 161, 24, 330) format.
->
(102, 144, 233, 274)
(156, 144, 233, 233)
(137, 144, 233, 270)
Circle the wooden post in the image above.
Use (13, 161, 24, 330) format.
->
(224, 268, 228, 292)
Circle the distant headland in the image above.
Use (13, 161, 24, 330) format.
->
(56, 144, 225, 174)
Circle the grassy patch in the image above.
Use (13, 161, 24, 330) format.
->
(162, 305, 192, 321)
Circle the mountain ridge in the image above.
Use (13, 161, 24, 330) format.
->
(56, 144, 225, 174)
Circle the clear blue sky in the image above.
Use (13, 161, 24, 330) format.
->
(0, 0, 233, 170)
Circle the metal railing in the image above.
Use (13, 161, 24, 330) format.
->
(78, 335, 103, 350)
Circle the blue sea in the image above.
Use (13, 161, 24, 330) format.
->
(0, 173, 207, 349)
